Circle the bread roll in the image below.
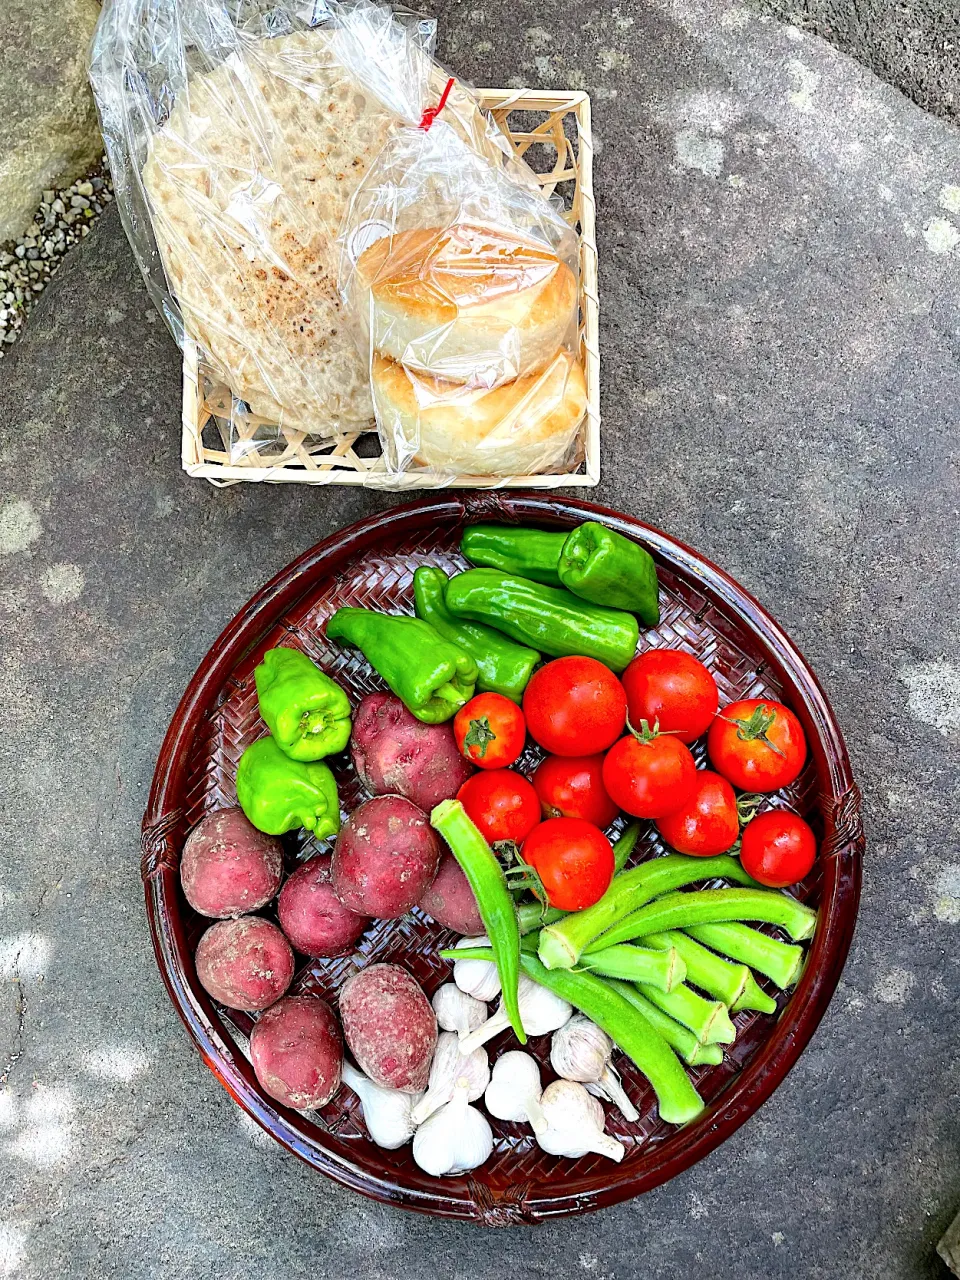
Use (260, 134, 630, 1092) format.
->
(356, 223, 577, 385)
(372, 350, 586, 476)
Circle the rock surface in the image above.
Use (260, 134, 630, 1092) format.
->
(1, 3, 960, 1279)
(0, 0, 103, 243)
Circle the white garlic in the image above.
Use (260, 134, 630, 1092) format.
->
(341, 1061, 422, 1150)
(483, 1050, 547, 1135)
(550, 1014, 639, 1122)
(452, 935, 501, 1002)
(432, 982, 487, 1034)
(536, 1079, 625, 1163)
(411, 1032, 490, 1125)
(458, 974, 571, 1053)
(412, 1076, 494, 1177)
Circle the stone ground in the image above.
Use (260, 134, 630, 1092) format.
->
(1, 1, 960, 1277)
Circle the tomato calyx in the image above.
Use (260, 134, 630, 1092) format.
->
(736, 792, 765, 826)
(625, 715, 681, 743)
(463, 715, 497, 758)
(497, 840, 547, 904)
(718, 703, 787, 757)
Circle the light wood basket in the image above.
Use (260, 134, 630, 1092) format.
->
(180, 89, 599, 489)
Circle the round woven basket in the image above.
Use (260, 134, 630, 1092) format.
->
(141, 492, 863, 1224)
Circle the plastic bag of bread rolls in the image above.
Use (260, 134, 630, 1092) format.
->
(335, 7, 586, 482)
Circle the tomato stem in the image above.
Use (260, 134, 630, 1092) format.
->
(463, 714, 497, 758)
(717, 704, 786, 758)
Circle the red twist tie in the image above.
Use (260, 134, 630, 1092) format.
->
(419, 76, 456, 131)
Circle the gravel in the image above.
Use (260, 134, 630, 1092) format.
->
(0, 156, 113, 357)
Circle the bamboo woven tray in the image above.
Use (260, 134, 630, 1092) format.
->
(180, 90, 599, 488)
(141, 493, 863, 1223)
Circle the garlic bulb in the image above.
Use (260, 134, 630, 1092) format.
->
(432, 983, 487, 1034)
(536, 1079, 625, 1163)
(550, 1014, 639, 1122)
(412, 1076, 494, 1177)
(459, 974, 571, 1053)
(411, 1032, 490, 1124)
(484, 1050, 547, 1135)
(341, 1061, 421, 1150)
(452, 935, 501, 1002)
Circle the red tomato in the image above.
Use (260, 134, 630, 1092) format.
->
(523, 656, 627, 756)
(532, 753, 620, 827)
(457, 770, 541, 845)
(740, 810, 816, 887)
(602, 727, 697, 819)
(621, 650, 719, 744)
(454, 693, 526, 769)
(521, 817, 614, 910)
(708, 699, 807, 792)
(655, 770, 739, 856)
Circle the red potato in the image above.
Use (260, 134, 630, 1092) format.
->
(180, 807, 283, 919)
(350, 692, 474, 811)
(339, 964, 437, 1092)
(278, 855, 368, 957)
(250, 996, 343, 1110)
(417, 852, 483, 935)
(194, 917, 294, 1011)
(332, 795, 440, 919)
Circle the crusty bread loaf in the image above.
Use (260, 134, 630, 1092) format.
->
(372, 349, 586, 476)
(356, 223, 577, 384)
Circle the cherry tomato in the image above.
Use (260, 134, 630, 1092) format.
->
(521, 817, 614, 910)
(457, 769, 541, 845)
(655, 770, 739, 856)
(708, 699, 807, 792)
(454, 693, 526, 769)
(621, 650, 719, 744)
(532, 753, 620, 827)
(602, 726, 697, 819)
(740, 810, 816, 887)
(523, 656, 627, 756)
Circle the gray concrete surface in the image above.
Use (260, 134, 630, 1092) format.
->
(1, 2, 960, 1277)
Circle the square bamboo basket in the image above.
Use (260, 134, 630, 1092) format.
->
(180, 89, 598, 489)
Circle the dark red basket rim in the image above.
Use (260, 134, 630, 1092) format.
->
(141, 491, 863, 1224)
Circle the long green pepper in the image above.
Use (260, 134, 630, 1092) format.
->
(431, 800, 525, 1043)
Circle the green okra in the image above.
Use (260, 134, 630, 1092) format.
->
(607, 980, 724, 1067)
(637, 981, 737, 1046)
(685, 922, 805, 990)
(642, 930, 751, 1007)
(588, 888, 818, 952)
(579, 943, 685, 993)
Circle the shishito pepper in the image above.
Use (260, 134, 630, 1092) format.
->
(412, 566, 539, 704)
(461, 524, 566, 586)
(254, 647, 351, 761)
(326, 607, 477, 723)
(558, 521, 660, 625)
(445, 569, 639, 672)
(235, 736, 341, 838)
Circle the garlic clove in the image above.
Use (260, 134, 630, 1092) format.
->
(341, 1060, 422, 1150)
(413, 1077, 493, 1177)
(550, 1013, 612, 1084)
(460, 975, 572, 1054)
(453, 935, 501, 1002)
(536, 1079, 625, 1163)
(483, 1050, 548, 1134)
(432, 983, 487, 1034)
(411, 1032, 490, 1125)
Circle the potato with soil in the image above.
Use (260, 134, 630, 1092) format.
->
(278, 855, 368, 957)
(180, 806, 283, 918)
(339, 964, 437, 1092)
(351, 692, 474, 811)
(250, 996, 343, 1109)
(417, 852, 484, 935)
(195, 916, 294, 1011)
(332, 795, 440, 919)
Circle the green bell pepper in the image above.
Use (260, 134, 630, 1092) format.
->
(461, 524, 566, 586)
(254, 647, 351, 762)
(558, 521, 660, 625)
(325, 607, 478, 723)
(445, 569, 639, 672)
(235, 736, 341, 838)
(412, 566, 539, 704)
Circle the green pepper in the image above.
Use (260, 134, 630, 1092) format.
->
(254, 647, 351, 762)
(412, 566, 539, 704)
(235, 736, 341, 838)
(431, 799, 525, 1044)
(461, 524, 567, 586)
(558, 522, 660, 625)
(445, 569, 639, 672)
(326, 608, 477, 723)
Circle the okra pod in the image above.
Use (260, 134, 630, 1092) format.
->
(538, 853, 759, 971)
(642, 930, 750, 1007)
(613, 822, 642, 873)
(580, 943, 685, 993)
(607, 980, 723, 1067)
(431, 800, 525, 1044)
(588, 888, 818, 951)
(638, 981, 736, 1045)
(685, 922, 805, 989)
(733, 972, 778, 1015)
